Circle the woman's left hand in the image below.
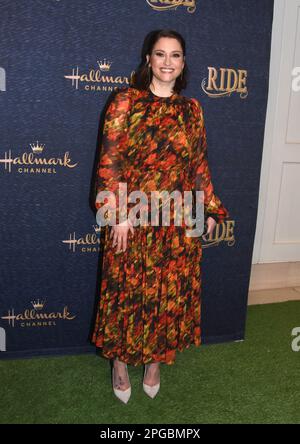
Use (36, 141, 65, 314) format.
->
(202, 216, 217, 239)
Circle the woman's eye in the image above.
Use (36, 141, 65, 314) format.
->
(156, 52, 180, 59)
(155, 52, 181, 58)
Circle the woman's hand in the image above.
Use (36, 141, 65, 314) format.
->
(202, 216, 217, 239)
(110, 219, 134, 253)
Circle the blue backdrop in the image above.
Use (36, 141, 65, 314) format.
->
(0, 0, 274, 358)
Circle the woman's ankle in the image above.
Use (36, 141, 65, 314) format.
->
(114, 358, 126, 367)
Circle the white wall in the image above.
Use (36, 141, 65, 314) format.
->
(252, 0, 300, 264)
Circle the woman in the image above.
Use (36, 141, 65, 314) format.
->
(91, 29, 229, 404)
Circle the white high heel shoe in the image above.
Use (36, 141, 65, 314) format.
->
(143, 363, 160, 399)
(112, 363, 131, 404)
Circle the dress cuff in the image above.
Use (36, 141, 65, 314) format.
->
(204, 212, 220, 224)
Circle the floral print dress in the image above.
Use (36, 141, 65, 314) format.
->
(91, 85, 229, 366)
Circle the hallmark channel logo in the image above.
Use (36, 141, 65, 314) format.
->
(202, 67, 248, 99)
(65, 58, 131, 91)
(62, 225, 102, 253)
(1, 299, 77, 328)
(0, 141, 78, 174)
(146, 0, 196, 13)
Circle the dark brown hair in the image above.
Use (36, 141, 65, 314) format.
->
(130, 29, 189, 94)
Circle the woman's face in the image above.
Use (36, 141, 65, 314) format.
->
(146, 37, 185, 85)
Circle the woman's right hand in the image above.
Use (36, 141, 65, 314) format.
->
(110, 219, 134, 253)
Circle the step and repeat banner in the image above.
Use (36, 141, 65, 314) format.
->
(0, 0, 274, 358)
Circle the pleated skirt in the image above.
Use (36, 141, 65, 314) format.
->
(91, 223, 202, 366)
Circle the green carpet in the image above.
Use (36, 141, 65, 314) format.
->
(1, 301, 299, 424)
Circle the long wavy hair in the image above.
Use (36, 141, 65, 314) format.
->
(130, 29, 189, 94)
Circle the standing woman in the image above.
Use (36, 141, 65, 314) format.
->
(91, 29, 229, 404)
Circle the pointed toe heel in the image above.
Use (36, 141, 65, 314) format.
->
(143, 364, 160, 399)
(112, 364, 131, 404)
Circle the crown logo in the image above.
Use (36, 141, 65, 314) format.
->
(93, 224, 101, 233)
(30, 141, 45, 154)
(97, 59, 112, 71)
(31, 299, 46, 311)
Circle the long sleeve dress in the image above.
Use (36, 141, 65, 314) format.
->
(91, 85, 229, 366)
